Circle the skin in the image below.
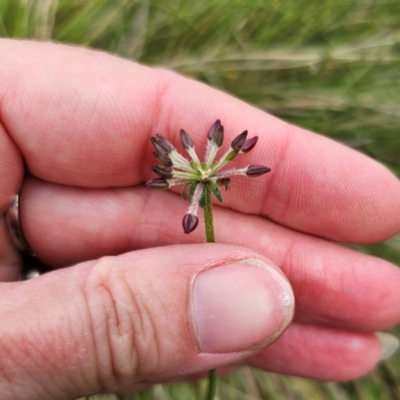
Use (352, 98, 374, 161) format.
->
(0, 39, 400, 398)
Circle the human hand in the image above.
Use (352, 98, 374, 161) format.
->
(1, 39, 400, 399)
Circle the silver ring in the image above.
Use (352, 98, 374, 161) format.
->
(5, 195, 43, 279)
(5, 195, 30, 253)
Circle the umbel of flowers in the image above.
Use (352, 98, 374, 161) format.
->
(146, 120, 270, 234)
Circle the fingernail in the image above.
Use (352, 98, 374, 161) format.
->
(191, 259, 294, 353)
(375, 332, 399, 360)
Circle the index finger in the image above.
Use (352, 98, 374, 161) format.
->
(1, 39, 399, 243)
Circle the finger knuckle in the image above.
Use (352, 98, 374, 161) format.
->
(83, 257, 160, 391)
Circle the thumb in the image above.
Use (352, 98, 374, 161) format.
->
(0, 244, 294, 399)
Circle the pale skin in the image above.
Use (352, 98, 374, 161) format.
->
(1, 39, 400, 399)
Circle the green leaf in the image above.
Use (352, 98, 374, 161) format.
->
(208, 181, 223, 202)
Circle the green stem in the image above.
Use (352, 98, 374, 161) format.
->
(204, 185, 215, 243)
(204, 184, 217, 400)
(206, 368, 217, 400)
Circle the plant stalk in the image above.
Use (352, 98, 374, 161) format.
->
(204, 184, 217, 400)
(204, 184, 215, 243)
(206, 368, 217, 400)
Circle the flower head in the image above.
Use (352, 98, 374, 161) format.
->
(146, 120, 270, 234)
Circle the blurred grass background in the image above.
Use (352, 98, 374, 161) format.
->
(1, 0, 400, 399)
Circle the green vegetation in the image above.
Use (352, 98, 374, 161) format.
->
(1, 0, 400, 398)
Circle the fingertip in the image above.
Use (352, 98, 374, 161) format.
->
(267, 130, 400, 243)
(340, 154, 400, 243)
(191, 258, 294, 353)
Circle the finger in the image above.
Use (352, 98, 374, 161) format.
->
(248, 322, 384, 381)
(0, 244, 294, 398)
(21, 178, 400, 332)
(1, 40, 400, 242)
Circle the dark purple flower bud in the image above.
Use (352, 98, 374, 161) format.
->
(216, 177, 230, 190)
(207, 120, 224, 147)
(151, 165, 173, 179)
(246, 165, 271, 177)
(156, 134, 175, 153)
(153, 151, 173, 167)
(241, 136, 258, 153)
(182, 214, 198, 234)
(180, 129, 194, 150)
(151, 134, 175, 155)
(231, 130, 248, 152)
(146, 178, 170, 190)
(207, 120, 221, 140)
(151, 137, 168, 155)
